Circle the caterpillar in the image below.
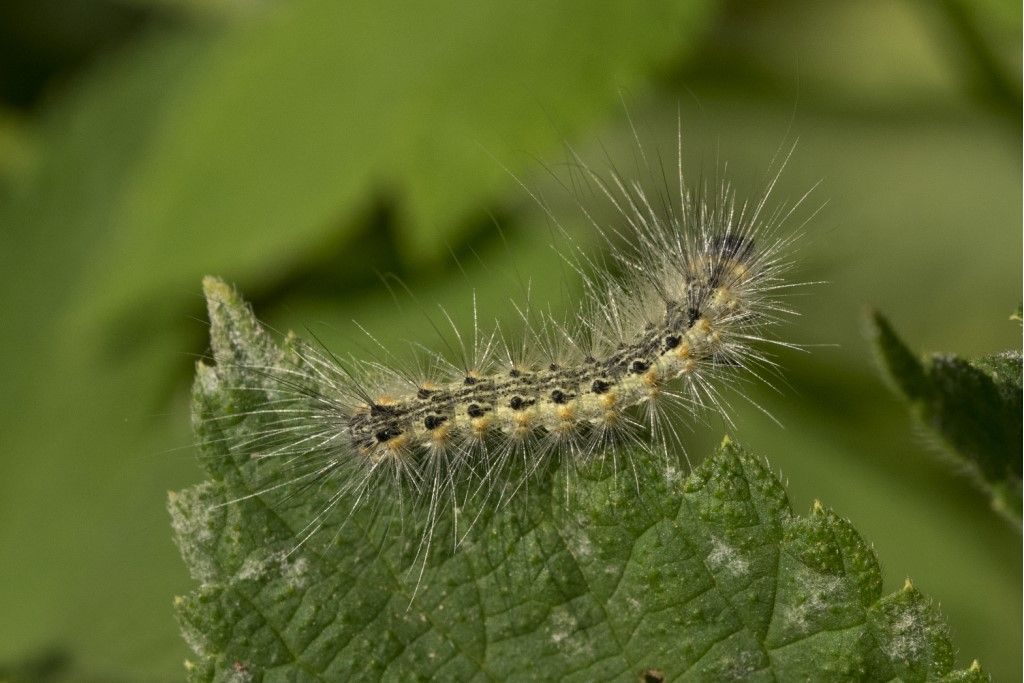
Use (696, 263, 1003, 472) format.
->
(200, 133, 807, 550)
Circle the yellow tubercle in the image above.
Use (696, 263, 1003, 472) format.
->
(471, 416, 493, 437)
(712, 287, 736, 308)
(429, 423, 451, 445)
(554, 419, 576, 435)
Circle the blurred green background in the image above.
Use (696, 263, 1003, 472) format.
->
(0, 0, 1020, 680)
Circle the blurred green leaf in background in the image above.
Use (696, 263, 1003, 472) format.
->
(0, 0, 1019, 680)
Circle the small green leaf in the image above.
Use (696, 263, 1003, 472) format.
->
(171, 280, 985, 681)
(868, 311, 1022, 525)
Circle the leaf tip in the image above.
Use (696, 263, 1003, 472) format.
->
(867, 310, 929, 400)
(202, 275, 231, 299)
(202, 275, 247, 327)
(200, 275, 279, 369)
(811, 498, 825, 515)
(864, 308, 896, 346)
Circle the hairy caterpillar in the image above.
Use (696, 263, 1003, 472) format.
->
(199, 133, 808, 551)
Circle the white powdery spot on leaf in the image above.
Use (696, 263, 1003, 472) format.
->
(664, 464, 683, 486)
(783, 569, 843, 633)
(285, 556, 311, 590)
(706, 537, 750, 577)
(236, 550, 311, 590)
(564, 526, 594, 561)
(195, 361, 221, 395)
(225, 661, 256, 683)
(626, 596, 642, 614)
(235, 554, 267, 582)
(176, 597, 210, 658)
(884, 601, 928, 664)
(169, 483, 219, 584)
(720, 649, 763, 680)
(547, 606, 592, 658)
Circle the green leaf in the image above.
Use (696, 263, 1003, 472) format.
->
(5, 0, 716, 334)
(170, 279, 986, 681)
(868, 311, 1022, 526)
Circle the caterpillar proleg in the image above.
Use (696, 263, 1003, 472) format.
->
(198, 132, 809, 555)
